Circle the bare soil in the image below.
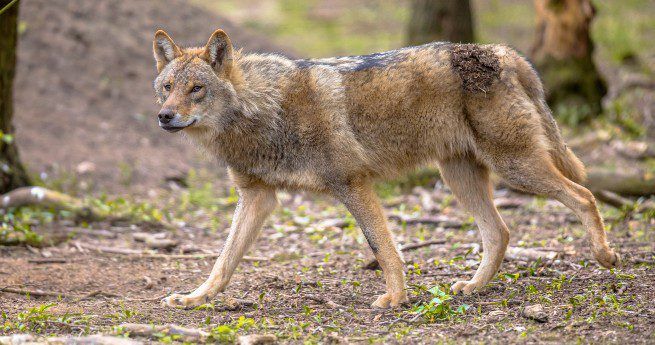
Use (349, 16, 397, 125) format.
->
(1, 186, 654, 343)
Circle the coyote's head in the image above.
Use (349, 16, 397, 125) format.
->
(152, 29, 238, 133)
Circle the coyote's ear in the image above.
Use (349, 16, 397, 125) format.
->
(201, 29, 234, 74)
(153, 30, 182, 73)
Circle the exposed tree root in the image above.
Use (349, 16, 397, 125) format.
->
(586, 168, 655, 197)
(119, 323, 209, 342)
(1, 186, 131, 222)
(593, 190, 635, 209)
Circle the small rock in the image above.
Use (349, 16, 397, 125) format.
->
(145, 237, 178, 250)
(488, 310, 506, 321)
(237, 334, 277, 345)
(325, 332, 348, 344)
(522, 304, 548, 323)
(76, 161, 96, 174)
(317, 218, 349, 228)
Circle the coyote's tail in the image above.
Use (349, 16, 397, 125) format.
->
(515, 58, 587, 184)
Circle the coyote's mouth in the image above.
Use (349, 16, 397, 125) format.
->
(160, 118, 197, 133)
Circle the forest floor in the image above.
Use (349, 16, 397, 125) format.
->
(3, 0, 655, 344)
(1, 178, 654, 344)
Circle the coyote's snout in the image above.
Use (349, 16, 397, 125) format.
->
(157, 108, 197, 132)
(152, 29, 619, 309)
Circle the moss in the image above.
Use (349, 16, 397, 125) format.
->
(537, 55, 607, 122)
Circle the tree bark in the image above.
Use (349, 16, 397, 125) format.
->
(0, 0, 30, 193)
(407, 0, 474, 45)
(530, 0, 606, 120)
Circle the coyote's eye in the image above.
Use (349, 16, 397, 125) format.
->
(191, 85, 203, 93)
(164, 83, 172, 91)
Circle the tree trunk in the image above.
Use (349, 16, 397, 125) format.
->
(0, 0, 30, 193)
(407, 0, 474, 45)
(530, 0, 606, 121)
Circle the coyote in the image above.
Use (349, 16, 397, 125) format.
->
(153, 29, 619, 309)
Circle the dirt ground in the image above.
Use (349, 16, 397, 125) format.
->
(1, 185, 654, 343)
(2, 0, 655, 344)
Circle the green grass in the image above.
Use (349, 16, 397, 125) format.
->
(2, 303, 92, 334)
(190, 0, 409, 57)
(593, 0, 655, 65)
(189, 0, 654, 65)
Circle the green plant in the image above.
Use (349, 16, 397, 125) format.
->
(208, 316, 256, 343)
(109, 303, 138, 322)
(412, 285, 469, 322)
(2, 303, 90, 334)
(0, 207, 47, 246)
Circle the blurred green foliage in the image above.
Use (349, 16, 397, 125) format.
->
(191, 0, 654, 65)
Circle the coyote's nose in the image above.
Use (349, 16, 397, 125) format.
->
(158, 109, 175, 124)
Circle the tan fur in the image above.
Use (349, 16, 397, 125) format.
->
(153, 30, 618, 309)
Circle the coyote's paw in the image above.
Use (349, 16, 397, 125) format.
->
(595, 248, 621, 269)
(451, 279, 484, 295)
(371, 291, 409, 309)
(161, 293, 210, 309)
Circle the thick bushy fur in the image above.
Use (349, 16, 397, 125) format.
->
(153, 30, 617, 309)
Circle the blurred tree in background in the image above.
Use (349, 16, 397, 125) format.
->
(0, 0, 30, 193)
(531, 0, 607, 122)
(407, 0, 475, 45)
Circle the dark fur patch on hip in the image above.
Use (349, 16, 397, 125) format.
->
(450, 44, 500, 93)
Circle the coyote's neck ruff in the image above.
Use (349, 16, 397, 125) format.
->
(153, 30, 618, 309)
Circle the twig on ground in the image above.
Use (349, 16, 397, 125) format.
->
(0, 287, 71, 298)
(365, 239, 448, 269)
(27, 258, 68, 264)
(66, 228, 118, 238)
(123, 290, 193, 302)
(1, 286, 123, 302)
(388, 214, 463, 228)
(400, 239, 447, 251)
(75, 242, 267, 261)
(75, 290, 121, 301)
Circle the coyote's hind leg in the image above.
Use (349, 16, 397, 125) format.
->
(490, 152, 619, 268)
(438, 156, 510, 294)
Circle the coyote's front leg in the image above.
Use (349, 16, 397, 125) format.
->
(163, 185, 278, 308)
(335, 179, 408, 308)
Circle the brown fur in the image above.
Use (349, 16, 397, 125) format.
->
(153, 30, 618, 309)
